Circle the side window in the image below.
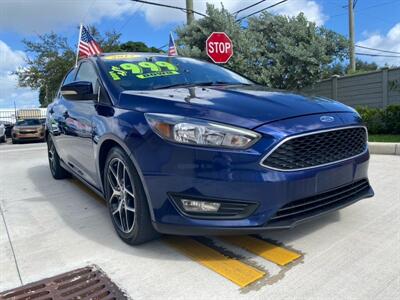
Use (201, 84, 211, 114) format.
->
(58, 68, 76, 98)
(63, 69, 76, 85)
(75, 61, 110, 104)
(76, 61, 99, 91)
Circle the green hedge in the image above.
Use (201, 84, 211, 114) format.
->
(356, 105, 400, 134)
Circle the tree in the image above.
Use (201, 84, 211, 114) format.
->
(248, 13, 348, 89)
(322, 59, 379, 78)
(176, 4, 349, 90)
(321, 62, 346, 78)
(16, 27, 159, 107)
(119, 41, 160, 53)
(347, 59, 378, 74)
(176, 4, 257, 79)
(16, 32, 76, 107)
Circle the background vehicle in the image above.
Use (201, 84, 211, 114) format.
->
(46, 53, 373, 245)
(0, 123, 5, 142)
(0, 121, 13, 138)
(12, 118, 45, 143)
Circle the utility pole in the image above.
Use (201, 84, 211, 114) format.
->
(186, 0, 194, 25)
(348, 0, 356, 72)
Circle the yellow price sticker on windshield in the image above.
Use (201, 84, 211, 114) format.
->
(108, 61, 179, 80)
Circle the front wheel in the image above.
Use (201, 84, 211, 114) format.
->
(47, 135, 69, 179)
(104, 147, 159, 245)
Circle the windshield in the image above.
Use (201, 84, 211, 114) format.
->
(100, 55, 252, 91)
(16, 119, 42, 126)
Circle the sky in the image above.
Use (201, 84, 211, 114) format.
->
(0, 0, 399, 109)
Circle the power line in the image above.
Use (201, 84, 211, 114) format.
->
(236, 0, 289, 22)
(117, 2, 143, 33)
(130, 0, 207, 18)
(233, 0, 268, 15)
(342, 0, 358, 9)
(355, 45, 400, 55)
(330, 0, 400, 18)
(356, 52, 400, 58)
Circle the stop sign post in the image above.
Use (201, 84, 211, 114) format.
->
(206, 32, 233, 64)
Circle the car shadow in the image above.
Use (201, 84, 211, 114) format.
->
(27, 163, 341, 260)
(26, 164, 176, 261)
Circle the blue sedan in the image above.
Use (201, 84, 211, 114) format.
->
(46, 53, 374, 245)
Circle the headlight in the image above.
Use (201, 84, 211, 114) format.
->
(145, 113, 260, 149)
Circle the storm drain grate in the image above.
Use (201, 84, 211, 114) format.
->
(0, 265, 128, 300)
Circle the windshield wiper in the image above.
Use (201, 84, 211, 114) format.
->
(153, 83, 193, 90)
(153, 81, 253, 90)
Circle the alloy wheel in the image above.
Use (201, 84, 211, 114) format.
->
(107, 158, 136, 233)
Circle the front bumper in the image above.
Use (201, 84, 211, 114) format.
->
(129, 112, 374, 235)
(153, 183, 373, 235)
(13, 132, 45, 141)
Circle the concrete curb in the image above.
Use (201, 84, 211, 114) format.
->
(368, 142, 400, 155)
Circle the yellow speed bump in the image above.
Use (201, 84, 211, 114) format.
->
(221, 236, 302, 266)
(165, 236, 265, 287)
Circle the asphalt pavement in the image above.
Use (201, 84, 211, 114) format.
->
(0, 142, 399, 299)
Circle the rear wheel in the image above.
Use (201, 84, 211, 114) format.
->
(47, 135, 69, 179)
(0, 135, 5, 143)
(104, 147, 158, 245)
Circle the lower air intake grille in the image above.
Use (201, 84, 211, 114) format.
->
(268, 179, 370, 223)
(262, 127, 367, 170)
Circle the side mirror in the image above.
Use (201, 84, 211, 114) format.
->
(60, 81, 95, 101)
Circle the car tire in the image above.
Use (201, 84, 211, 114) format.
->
(47, 135, 69, 179)
(0, 136, 5, 143)
(104, 147, 159, 245)
(11, 138, 18, 144)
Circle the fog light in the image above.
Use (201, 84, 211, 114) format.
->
(181, 199, 221, 212)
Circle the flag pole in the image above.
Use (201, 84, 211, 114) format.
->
(171, 32, 178, 56)
(75, 23, 83, 68)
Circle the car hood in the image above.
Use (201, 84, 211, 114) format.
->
(119, 85, 356, 129)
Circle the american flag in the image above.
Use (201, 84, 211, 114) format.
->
(168, 32, 177, 56)
(78, 25, 102, 58)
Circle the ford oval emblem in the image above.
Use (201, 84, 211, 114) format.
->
(320, 116, 335, 123)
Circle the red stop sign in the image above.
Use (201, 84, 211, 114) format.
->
(206, 32, 233, 64)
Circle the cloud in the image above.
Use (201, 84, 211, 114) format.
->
(357, 23, 400, 66)
(0, 0, 138, 34)
(269, 0, 327, 25)
(137, 0, 327, 26)
(0, 40, 38, 108)
(0, 0, 327, 34)
(0, 40, 26, 70)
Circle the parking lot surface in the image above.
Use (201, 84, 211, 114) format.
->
(0, 142, 399, 299)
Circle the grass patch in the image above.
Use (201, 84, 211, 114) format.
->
(368, 134, 400, 143)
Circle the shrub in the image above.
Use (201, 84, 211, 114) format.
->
(384, 105, 400, 134)
(356, 105, 400, 134)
